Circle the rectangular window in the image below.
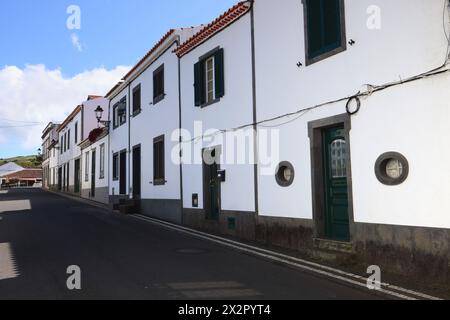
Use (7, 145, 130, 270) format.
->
(60, 137, 63, 154)
(303, 0, 346, 65)
(119, 97, 127, 125)
(153, 65, 165, 104)
(113, 103, 119, 128)
(64, 133, 67, 152)
(99, 144, 105, 179)
(194, 48, 224, 107)
(132, 84, 141, 115)
(85, 152, 89, 182)
(74, 122, 78, 144)
(153, 135, 165, 185)
(113, 98, 127, 128)
(205, 57, 215, 104)
(113, 153, 119, 181)
(67, 130, 71, 150)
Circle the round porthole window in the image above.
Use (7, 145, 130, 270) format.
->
(375, 152, 409, 186)
(276, 162, 295, 187)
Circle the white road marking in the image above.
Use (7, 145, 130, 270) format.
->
(0, 243, 19, 281)
(132, 214, 443, 301)
(0, 200, 31, 214)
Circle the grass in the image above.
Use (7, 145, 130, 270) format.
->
(0, 155, 42, 168)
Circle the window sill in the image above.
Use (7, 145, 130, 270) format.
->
(153, 94, 166, 106)
(132, 109, 142, 117)
(200, 98, 220, 109)
(306, 45, 346, 66)
(153, 179, 166, 186)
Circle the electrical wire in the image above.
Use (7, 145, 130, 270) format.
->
(183, 1, 450, 145)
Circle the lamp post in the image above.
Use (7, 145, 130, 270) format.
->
(95, 106, 110, 128)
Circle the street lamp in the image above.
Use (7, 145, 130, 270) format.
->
(95, 106, 110, 128)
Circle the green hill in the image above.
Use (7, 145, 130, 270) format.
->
(0, 155, 42, 168)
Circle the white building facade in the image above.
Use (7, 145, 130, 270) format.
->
(251, 0, 450, 279)
(107, 27, 201, 220)
(177, 2, 257, 238)
(80, 128, 109, 204)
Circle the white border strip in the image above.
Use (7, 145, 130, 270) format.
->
(132, 214, 443, 301)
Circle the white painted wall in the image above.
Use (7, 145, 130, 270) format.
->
(83, 97, 109, 140)
(129, 41, 181, 201)
(109, 87, 129, 197)
(253, 0, 450, 228)
(180, 14, 256, 212)
(81, 135, 109, 191)
(58, 111, 82, 187)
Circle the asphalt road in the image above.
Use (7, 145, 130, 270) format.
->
(0, 188, 385, 300)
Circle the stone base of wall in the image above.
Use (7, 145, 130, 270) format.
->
(183, 209, 256, 241)
(140, 199, 182, 224)
(255, 216, 315, 255)
(81, 187, 109, 205)
(254, 216, 450, 284)
(352, 223, 450, 284)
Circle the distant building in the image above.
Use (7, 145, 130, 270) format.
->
(2, 169, 42, 187)
(0, 162, 24, 186)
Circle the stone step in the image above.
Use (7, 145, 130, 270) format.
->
(313, 238, 354, 254)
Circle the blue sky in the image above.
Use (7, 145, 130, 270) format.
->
(0, 0, 238, 158)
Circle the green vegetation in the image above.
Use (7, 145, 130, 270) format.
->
(0, 155, 42, 168)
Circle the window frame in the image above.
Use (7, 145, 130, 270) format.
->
(132, 84, 142, 116)
(112, 153, 119, 181)
(194, 46, 224, 108)
(74, 122, 78, 144)
(302, 0, 347, 66)
(153, 64, 165, 105)
(153, 135, 165, 186)
(99, 143, 105, 180)
(85, 152, 89, 182)
(205, 56, 216, 104)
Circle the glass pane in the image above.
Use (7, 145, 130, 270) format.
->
(330, 139, 347, 178)
(386, 159, 403, 179)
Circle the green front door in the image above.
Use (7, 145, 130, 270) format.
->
(203, 149, 220, 221)
(323, 126, 350, 241)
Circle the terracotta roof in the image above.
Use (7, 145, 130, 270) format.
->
(57, 105, 82, 133)
(3, 169, 42, 180)
(87, 95, 103, 100)
(175, 1, 251, 57)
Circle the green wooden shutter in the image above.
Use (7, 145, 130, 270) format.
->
(214, 48, 225, 98)
(194, 61, 205, 106)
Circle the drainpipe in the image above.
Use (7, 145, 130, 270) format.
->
(107, 98, 111, 208)
(128, 83, 131, 200)
(175, 36, 185, 225)
(249, 0, 259, 216)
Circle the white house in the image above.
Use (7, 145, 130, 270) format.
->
(57, 96, 108, 195)
(251, 0, 450, 279)
(0, 162, 24, 186)
(106, 27, 201, 220)
(79, 127, 109, 204)
(176, 2, 257, 238)
(41, 122, 60, 190)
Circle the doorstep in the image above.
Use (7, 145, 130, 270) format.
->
(313, 238, 354, 254)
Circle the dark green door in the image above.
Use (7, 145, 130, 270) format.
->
(323, 126, 350, 241)
(203, 150, 220, 221)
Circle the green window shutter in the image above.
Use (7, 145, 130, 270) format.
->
(194, 61, 205, 106)
(214, 48, 225, 98)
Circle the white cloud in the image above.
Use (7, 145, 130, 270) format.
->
(71, 33, 83, 52)
(0, 64, 130, 151)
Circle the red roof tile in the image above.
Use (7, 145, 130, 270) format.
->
(3, 169, 42, 180)
(174, 1, 251, 58)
